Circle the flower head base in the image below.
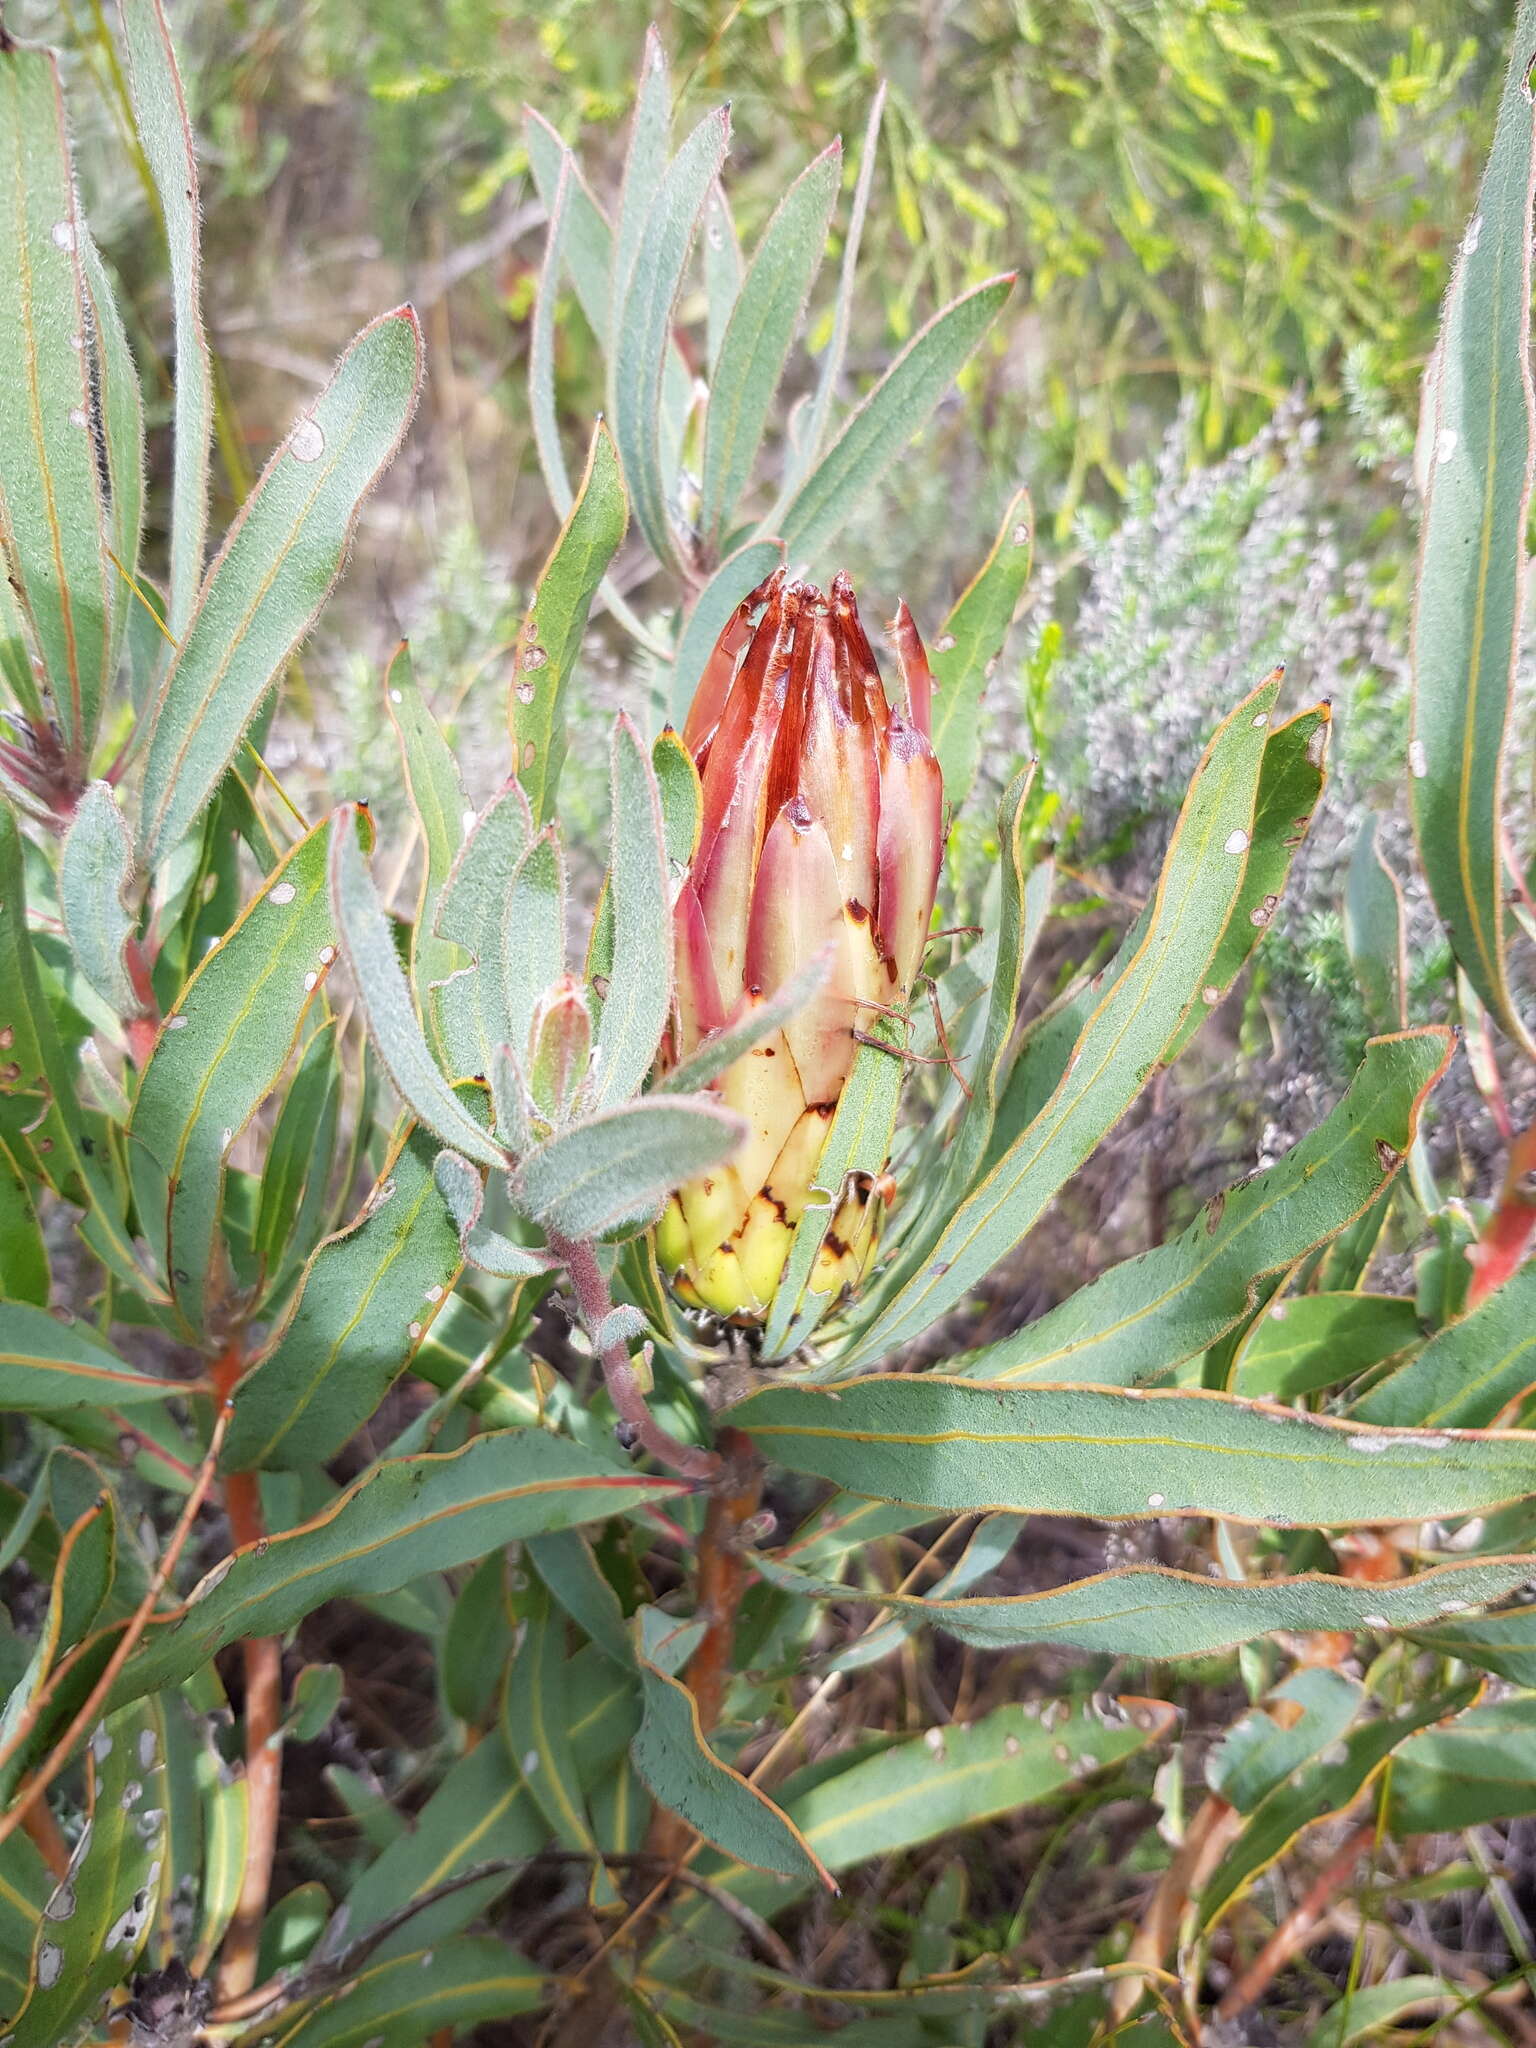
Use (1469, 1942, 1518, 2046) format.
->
(657, 569, 944, 1323)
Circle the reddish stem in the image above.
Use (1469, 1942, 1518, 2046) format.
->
(546, 1231, 720, 1483)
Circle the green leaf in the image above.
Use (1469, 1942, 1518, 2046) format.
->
(342, 1739, 542, 1957)
(700, 142, 840, 544)
(649, 1692, 1175, 1978)
(1205, 1669, 1364, 1813)
(435, 1148, 550, 1279)
(956, 1030, 1448, 1389)
(1201, 1686, 1473, 1926)
(591, 715, 671, 1107)
(79, 232, 146, 687)
(510, 422, 628, 825)
(0, 818, 143, 1292)
(9, 1700, 166, 2048)
(431, 783, 538, 1077)
(513, 1096, 746, 1240)
(775, 273, 1014, 560)
(140, 309, 424, 864)
(1344, 818, 1407, 1033)
(923, 769, 1047, 1228)
(527, 1528, 635, 1669)
(251, 1017, 342, 1285)
(384, 640, 468, 1054)
(1401, 1601, 1536, 1688)
(651, 724, 701, 869)
(59, 780, 138, 1017)
(504, 1578, 607, 1877)
(524, 105, 613, 346)
(330, 808, 509, 1171)
(668, 539, 783, 725)
(0, 1302, 185, 1413)
(0, 45, 112, 766)
(761, 1016, 905, 1359)
(928, 490, 1034, 806)
(750, 1551, 1535, 1661)
(0, 1135, 49, 1307)
(117, 0, 213, 635)
(0, 1830, 49, 2014)
(1309, 1979, 1463, 2048)
(731, 1374, 1536, 1526)
(792, 84, 885, 483)
(225, 1120, 466, 1470)
(1410, 0, 1536, 1052)
(610, 106, 731, 566)
(0, 1493, 116, 1787)
(96, 1432, 683, 1716)
(1232, 1291, 1423, 1401)
(1164, 699, 1328, 1061)
(611, 27, 673, 326)
(631, 1626, 833, 1885)
(847, 671, 1282, 1361)
(128, 809, 349, 1338)
(273, 1940, 544, 2046)
(702, 177, 743, 372)
(1351, 1256, 1536, 1429)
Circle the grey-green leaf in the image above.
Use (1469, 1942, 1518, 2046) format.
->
(140, 309, 424, 865)
(700, 142, 841, 545)
(514, 1097, 747, 1240)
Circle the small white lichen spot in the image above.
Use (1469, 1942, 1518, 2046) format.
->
(121, 1780, 143, 1810)
(461, 808, 476, 839)
(408, 1321, 422, 1341)
(515, 681, 535, 704)
(37, 1943, 62, 1989)
(44, 1884, 75, 1922)
(140, 1730, 158, 1776)
(1348, 1434, 1394, 1455)
(1012, 521, 1031, 547)
(1003, 1734, 1022, 1758)
(319, 945, 336, 965)
(91, 1726, 113, 1764)
(289, 416, 326, 463)
(1053, 1742, 1071, 1765)
(1201, 985, 1221, 1006)
(1436, 426, 1459, 465)
(166, 1014, 189, 1032)
(1439, 1599, 1471, 1614)
(1224, 828, 1250, 856)
(1147, 1492, 1166, 1509)
(522, 645, 549, 672)
(1409, 738, 1429, 778)
(923, 1726, 946, 1759)
(932, 632, 957, 653)
(68, 331, 83, 352)
(68, 406, 89, 429)
(424, 1284, 444, 1304)
(522, 1750, 540, 1777)
(1362, 1614, 1390, 1631)
(390, 687, 403, 704)
(1251, 710, 1269, 729)
(50, 219, 75, 251)
(303, 971, 319, 992)
(1269, 1301, 1288, 1321)
(269, 882, 297, 906)
(220, 1128, 233, 1150)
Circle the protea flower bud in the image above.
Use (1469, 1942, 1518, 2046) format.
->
(656, 570, 944, 1323)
